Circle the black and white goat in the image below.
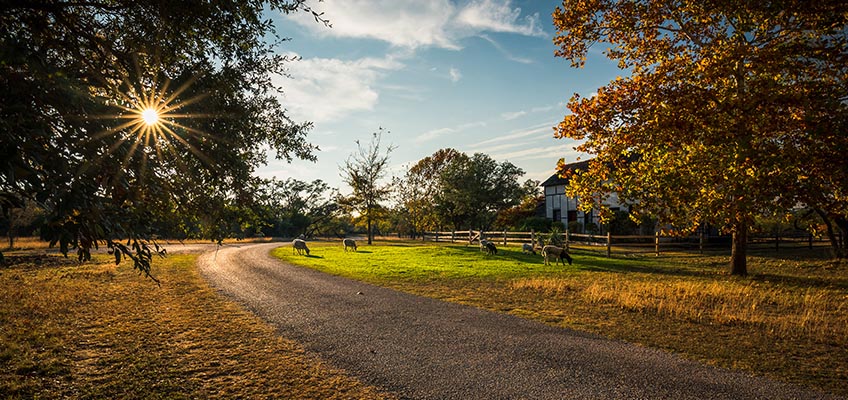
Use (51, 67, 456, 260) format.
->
(482, 240, 497, 255)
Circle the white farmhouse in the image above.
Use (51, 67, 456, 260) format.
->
(540, 159, 629, 233)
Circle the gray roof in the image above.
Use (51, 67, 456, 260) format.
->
(540, 159, 591, 187)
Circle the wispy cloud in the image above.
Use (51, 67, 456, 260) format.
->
(415, 120, 487, 143)
(500, 110, 527, 120)
(472, 121, 557, 148)
(449, 67, 462, 83)
(489, 143, 575, 162)
(287, 0, 544, 50)
(456, 0, 545, 37)
(276, 52, 404, 124)
(499, 102, 566, 121)
(478, 34, 535, 64)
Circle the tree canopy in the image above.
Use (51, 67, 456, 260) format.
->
(252, 178, 339, 238)
(435, 152, 526, 231)
(0, 1, 322, 276)
(553, 0, 848, 275)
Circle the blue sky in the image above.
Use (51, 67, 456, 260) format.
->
(257, 0, 623, 191)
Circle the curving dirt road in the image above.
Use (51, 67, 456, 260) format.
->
(197, 242, 835, 400)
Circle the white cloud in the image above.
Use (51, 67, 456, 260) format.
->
(499, 102, 566, 121)
(415, 120, 487, 143)
(489, 143, 575, 162)
(478, 34, 535, 64)
(456, 1, 545, 37)
(500, 110, 527, 120)
(276, 53, 404, 124)
(290, 0, 458, 49)
(449, 67, 462, 83)
(287, 0, 545, 50)
(473, 121, 557, 148)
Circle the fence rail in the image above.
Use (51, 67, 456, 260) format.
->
(420, 230, 831, 257)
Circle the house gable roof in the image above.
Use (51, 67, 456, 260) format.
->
(540, 159, 591, 187)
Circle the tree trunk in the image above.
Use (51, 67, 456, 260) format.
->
(816, 209, 840, 258)
(730, 222, 748, 276)
(833, 216, 847, 259)
(366, 214, 373, 245)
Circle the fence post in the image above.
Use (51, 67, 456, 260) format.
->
(435, 231, 439, 242)
(699, 232, 704, 254)
(606, 232, 611, 258)
(451, 231, 455, 243)
(565, 230, 570, 251)
(655, 231, 660, 256)
(530, 229, 535, 248)
(503, 230, 507, 247)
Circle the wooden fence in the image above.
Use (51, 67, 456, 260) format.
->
(421, 230, 831, 257)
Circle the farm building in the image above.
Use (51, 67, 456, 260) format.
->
(540, 159, 630, 234)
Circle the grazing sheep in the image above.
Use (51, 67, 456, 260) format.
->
(483, 241, 497, 255)
(479, 239, 490, 252)
(343, 238, 357, 252)
(292, 238, 310, 256)
(542, 245, 572, 266)
(521, 243, 536, 255)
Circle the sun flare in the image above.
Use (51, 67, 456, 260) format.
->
(141, 108, 159, 126)
(91, 72, 216, 174)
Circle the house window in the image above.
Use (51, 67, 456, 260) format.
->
(567, 210, 577, 222)
(553, 209, 562, 223)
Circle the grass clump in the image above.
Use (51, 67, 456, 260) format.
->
(1, 252, 393, 399)
(274, 240, 848, 396)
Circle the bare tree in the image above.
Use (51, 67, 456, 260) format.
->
(340, 128, 395, 245)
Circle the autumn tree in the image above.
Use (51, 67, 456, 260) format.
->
(0, 1, 327, 276)
(340, 129, 395, 245)
(552, 1, 848, 275)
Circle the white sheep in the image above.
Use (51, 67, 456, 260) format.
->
(542, 245, 572, 266)
(343, 238, 357, 252)
(292, 238, 310, 256)
(521, 243, 536, 255)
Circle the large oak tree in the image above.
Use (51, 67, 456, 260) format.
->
(1, 1, 322, 276)
(552, 1, 848, 275)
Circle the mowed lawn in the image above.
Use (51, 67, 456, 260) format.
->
(273, 241, 848, 397)
(0, 251, 393, 399)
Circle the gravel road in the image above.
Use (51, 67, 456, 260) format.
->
(197, 242, 835, 400)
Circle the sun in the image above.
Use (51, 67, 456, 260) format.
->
(91, 73, 216, 172)
(141, 108, 159, 126)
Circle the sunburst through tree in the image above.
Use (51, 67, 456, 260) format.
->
(93, 74, 217, 174)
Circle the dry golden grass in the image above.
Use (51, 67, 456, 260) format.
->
(0, 253, 394, 399)
(512, 276, 848, 342)
(2, 236, 53, 251)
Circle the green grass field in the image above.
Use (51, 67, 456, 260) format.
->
(273, 240, 848, 396)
